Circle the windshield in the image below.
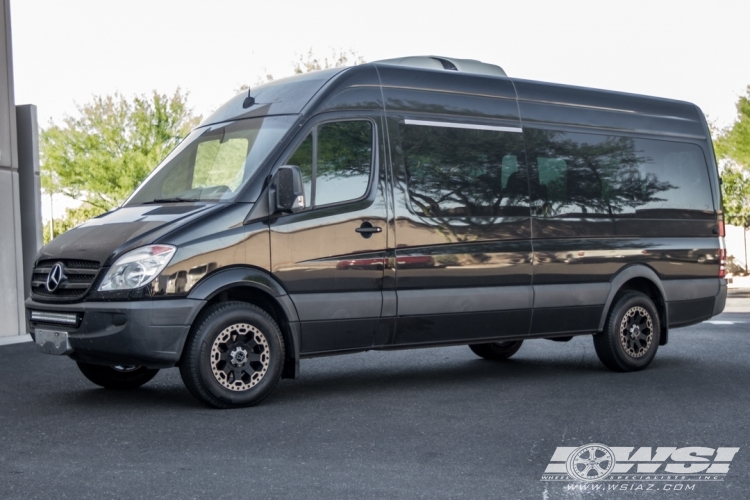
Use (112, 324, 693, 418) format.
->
(126, 115, 296, 205)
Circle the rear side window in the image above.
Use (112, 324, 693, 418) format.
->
(399, 122, 529, 217)
(526, 130, 714, 218)
(284, 120, 373, 209)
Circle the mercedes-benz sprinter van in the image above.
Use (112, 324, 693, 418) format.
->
(27, 56, 727, 408)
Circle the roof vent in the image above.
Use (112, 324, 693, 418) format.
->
(374, 56, 506, 77)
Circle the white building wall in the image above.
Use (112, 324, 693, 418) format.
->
(726, 224, 749, 275)
(0, 0, 24, 338)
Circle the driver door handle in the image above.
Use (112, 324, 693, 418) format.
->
(355, 222, 382, 238)
(355, 227, 382, 234)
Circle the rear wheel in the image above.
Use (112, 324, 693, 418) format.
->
(179, 302, 285, 409)
(76, 363, 159, 390)
(593, 290, 660, 372)
(469, 340, 524, 360)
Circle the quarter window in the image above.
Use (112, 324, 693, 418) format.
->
(526, 130, 713, 218)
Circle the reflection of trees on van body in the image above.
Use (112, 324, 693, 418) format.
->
(402, 126, 528, 217)
(523, 130, 674, 217)
(398, 125, 529, 243)
(316, 121, 372, 179)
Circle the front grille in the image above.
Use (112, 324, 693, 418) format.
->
(30, 259, 101, 303)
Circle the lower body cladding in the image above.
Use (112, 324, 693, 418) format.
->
(293, 277, 727, 355)
(25, 277, 727, 367)
(26, 298, 206, 368)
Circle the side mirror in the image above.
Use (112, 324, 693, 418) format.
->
(272, 165, 305, 214)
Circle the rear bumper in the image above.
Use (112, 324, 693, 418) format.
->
(712, 278, 728, 316)
(26, 298, 206, 368)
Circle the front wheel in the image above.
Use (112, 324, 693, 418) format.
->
(179, 302, 285, 409)
(593, 290, 661, 372)
(469, 340, 524, 360)
(76, 362, 159, 389)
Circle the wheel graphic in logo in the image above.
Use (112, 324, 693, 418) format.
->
(566, 444, 616, 482)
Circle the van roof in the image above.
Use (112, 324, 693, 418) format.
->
(199, 56, 705, 139)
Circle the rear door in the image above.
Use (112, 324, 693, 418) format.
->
(270, 113, 389, 354)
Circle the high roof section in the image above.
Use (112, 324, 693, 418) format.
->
(200, 54, 706, 140)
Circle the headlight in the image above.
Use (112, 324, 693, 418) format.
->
(98, 245, 176, 291)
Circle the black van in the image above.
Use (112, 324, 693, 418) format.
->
(27, 56, 727, 408)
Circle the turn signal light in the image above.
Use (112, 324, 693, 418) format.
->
(718, 248, 727, 278)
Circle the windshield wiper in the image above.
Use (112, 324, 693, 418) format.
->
(142, 197, 200, 204)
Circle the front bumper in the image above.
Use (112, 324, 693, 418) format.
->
(26, 298, 206, 368)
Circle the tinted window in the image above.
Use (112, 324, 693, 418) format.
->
(285, 121, 373, 209)
(400, 124, 529, 217)
(316, 121, 372, 206)
(526, 130, 713, 218)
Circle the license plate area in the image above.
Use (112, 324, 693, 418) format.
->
(35, 329, 72, 355)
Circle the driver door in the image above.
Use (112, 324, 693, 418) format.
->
(270, 114, 389, 355)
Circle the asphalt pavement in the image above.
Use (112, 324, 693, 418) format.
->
(2, 296, 750, 499)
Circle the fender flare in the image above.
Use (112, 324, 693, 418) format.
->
(187, 267, 301, 377)
(188, 267, 298, 321)
(597, 265, 667, 332)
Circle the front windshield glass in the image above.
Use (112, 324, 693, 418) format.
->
(126, 115, 296, 205)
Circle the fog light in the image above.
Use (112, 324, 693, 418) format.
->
(30, 311, 78, 325)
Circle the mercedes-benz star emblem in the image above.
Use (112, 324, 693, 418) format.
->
(46, 263, 65, 292)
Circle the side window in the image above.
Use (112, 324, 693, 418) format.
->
(284, 120, 373, 209)
(400, 122, 529, 217)
(526, 129, 713, 218)
(632, 139, 713, 215)
(316, 121, 372, 206)
(536, 157, 567, 204)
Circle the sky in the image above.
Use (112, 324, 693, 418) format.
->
(8, 0, 750, 220)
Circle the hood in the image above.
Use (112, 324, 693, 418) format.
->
(37, 203, 219, 266)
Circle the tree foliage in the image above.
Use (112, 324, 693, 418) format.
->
(42, 89, 201, 214)
(715, 85, 750, 227)
(42, 203, 103, 244)
(720, 165, 750, 227)
(292, 48, 365, 75)
(245, 48, 365, 88)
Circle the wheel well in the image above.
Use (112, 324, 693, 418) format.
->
(194, 286, 297, 374)
(616, 277, 668, 343)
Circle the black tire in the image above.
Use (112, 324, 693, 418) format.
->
(469, 340, 524, 360)
(593, 290, 661, 372)
(179, 302, 285, 409)
(76, 362, 159, 390)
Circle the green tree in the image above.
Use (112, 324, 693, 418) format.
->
(42, 203, 103, 244)
(715, 85, 750, 227)
(719, 165, 750, 227)
(292, 48, 365, 75)
(244, 48, 365, 88)
(42, 89, 201, 241)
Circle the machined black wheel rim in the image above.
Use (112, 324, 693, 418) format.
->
(619, 306, 653, 358)
(210, 323, 270, 391)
